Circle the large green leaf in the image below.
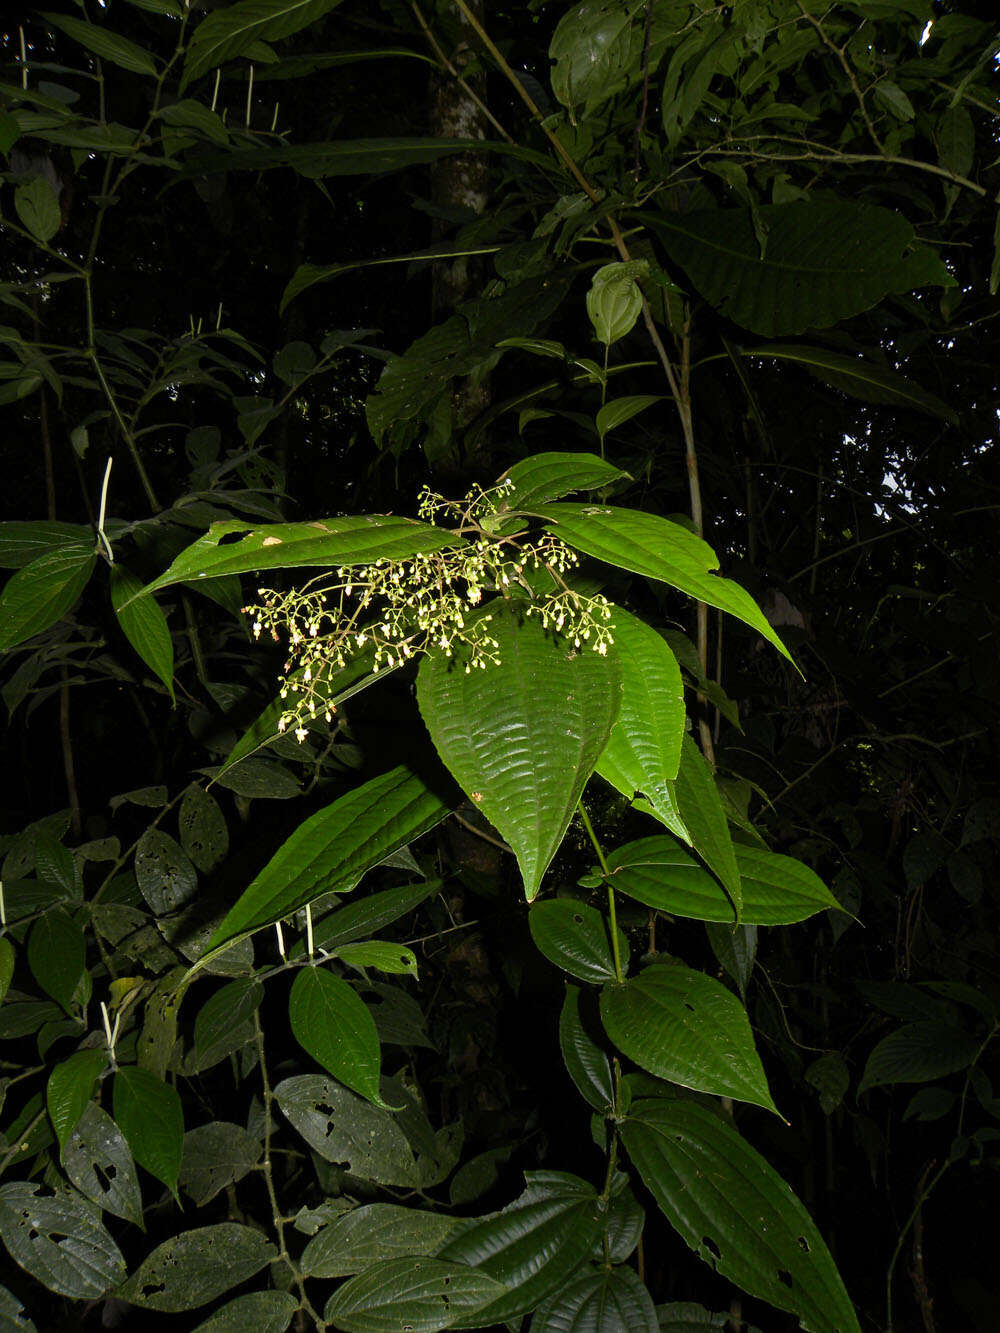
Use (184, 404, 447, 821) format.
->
(596, 607, 684, 810)
(46, 1049, 107, 1157)
(116, 1224, 276, 1311)
(178, 784, 229, 872)
(436, 1172, 605, 1324)
(192, 1292, 298, 1333)
(559, 985, 615, 1112)
(622, 1099, 860, 1333)
(537, 504, 791, 662)
(645, 201, 953, 336)
(206, 765, 452, 952)
(495, 452, 630, 514)
(113, 1066, 184, 1197)
(275, 1075, 420, 1185)
(531, 1263, 658, 1332)
(27, 909, 85, 1014)
(134, 829, 198, 915)
(289, 881, 440, 959)
(325, 1257, 507, 1332)
(529, 900, 626, 984)
(191, 978, 262, 1072)
(111, 565, 175, 702)
(550, 0, 678, 114)
(858, 1021, 980, 1095)
(301, 1204, 457, 1279)
(41, 12, 158, 76)
(601, 837, 839, 924)
(134, 516, 463, 600)
(289, 966, 385, 1106)
(63, 1103, 143, 1225)
(673, 735, 741, 916)
(178, 1122, 262, 1207)
(181, 0, 347, 89)
(0, 548, 96, 653)
(0, 1182, 125, 1299)
(0, 521, 92, 570)
(417, 605, 622, 901)
(599, 963, 776, 1113)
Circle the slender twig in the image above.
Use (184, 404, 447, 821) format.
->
(797, 2, 883, 151)
(578, 801, 624, 984)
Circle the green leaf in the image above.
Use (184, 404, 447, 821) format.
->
(110, 565, 174, 701)
(134, 829, 198, 915)
(0, 106, 22, 156)
(135, 516, 462, 600)
(41, 12, 158, 75)
(745, 344, 957, 423)
(275, 1075, 420, 1185)
(0, 937, 14, 1005)
(178, 784, 229, 873)
(294, 881, 440, 956)
(206, 756, 301, 800)
(496, 451, 630, 514)
(113, 1066, 184, 1197)
(0, 1182, 125, 1299)
(858, 1021, 980, 1095)
(27, 909, 85, 1014)
(14, 176, 61, 244)
(654, 1303, 728, 1331)
(332, 941, 419, 976)
(645, 201, 953, 337)
(538, 504, 791, 663)
(532, 1264, 658, 1332)
(181, 0, 347, 88)
(0, 548, 96, 653)
(178, 1122, 262, 1206)
(281, 244, 494, 311)
(289, 966, 385, 1106)
(550, 0, 667, 113)
(873, 78, 914, 121)
(186, 137, 548, 180)
(805, 1052, 850, 1116)
(587, 275, 642, 346)
(117, 1224, 276, 1311)
(596, 606, 684, 808)
(207, 765, 453, 953)
(734, 845, 841, 922)
(157, 99, 230, 146)
(596, 394, 663, 440)
(706, 922, 757, 1002)
(191, 978, 262, 1072)
(46, 1049, 107, 1156)
(301, 1204, 457, 1279)
(192, 1292, 298, 1333)
(529, 899, 625, 983)
(674, 735, 742, 916)
(417, 605, 622, 901)
(0, 521, 92, 570)
(0, 1281, 34, 1330)
(324, 1256, 507, 1332)
(936, 104, 975, 179)
(63, 1102, 143, 1225)
(436, 1171, 605, 1324)
(622, 1099, 860, 1333)
(600, 962, 777, 1113)
(559, 984, 615, 1111)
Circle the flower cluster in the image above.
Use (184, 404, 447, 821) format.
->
(245, 482, 615, 741)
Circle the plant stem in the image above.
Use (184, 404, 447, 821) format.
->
(577, 801, 624, 984)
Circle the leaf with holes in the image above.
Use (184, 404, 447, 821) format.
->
(134, 830, 198, 915)
(275, 1075, 420, 1186)
(177, 784, 229, 873)
(532, 1263, 658, 1332)
(600, 963, 776, 1113)
(63, 1102, 143, 1226)
(28, 909, 85, 1014)
(417, 604, 622, 900)
(0, 1282, 34, 1330)
(0, 1182, 125, 1299)
(178, 1122, 262, 1207)
(324, 1256, 507, 1332)
(111, 566, 174, 701)
(332, 941, 419, 977)
(46, 1049, 108, 1157)
(529, 900, 626, 984)
(117, 1224, 276, 1311)
(560, 985, 615, 1112)
(113, 1066, 184, 1197)
(0, 548, 96, 653)
(622, 1099, 860, 1333)
(289, 967, 385, 1106)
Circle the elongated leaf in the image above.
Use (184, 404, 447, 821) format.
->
(495, 452, 629, 514)
(41, 13, 158, 76)
(111, 565, 175, 701)
(0, 521, 92, 570)
(325, 1256, 506, 1332)
(858, 1021, 980, 1095)
(596, 394, 663, 440)
(63, 1102, 143, 1225)
(0, 937, 16, 1004)
(645, 201, 952, 337)
(134, 829, 198, 915)
(289, 966, 385, 1106)
(559, 985, 615, 1112)
(207, 765, 453, 952)
(622, 1099, 860, 1333)
(178, 784, 228, 872)
(596, 606, 684, 813)
(532, 1263, 658, 1332)
(417, 605, 622, 900)
(14, 176, 60, 244)
(746, 344, 957, 422)
(529, 899, 625, 983)
(302, 1204, 457, 1279)
(0, 1282, 34, 1329)
(185, 137, 550, 180)
(28, 909, 85, 1014)
(600, 963, 776, 1113)
(46, 1049, 107, 1156)
(602, 837, 838, 924)
(674, 734, 741, 915)
(113, 1066, 184, 1196)
(291, 881, 440, 958)
(436, 1171, 605, 1324)
(178, 1122, 262, 1206)
(117, 1224, 276, 1311)
(0, 1182, 125, 1299)
(192, 1292, 298, 1333)
(191, 978, 262, 1072)
(275, 1075, 420, 1185)
(182, 0, 347, 89)
(0, 548, 96, 653)
(538, 504, 791, 662)
(281, 243, 499, 312)
(333, 941, 419, 976)
(135, 516, 462, 600)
